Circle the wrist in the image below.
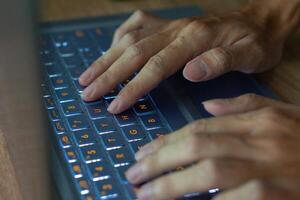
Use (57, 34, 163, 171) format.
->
(242, 0, 300, 41)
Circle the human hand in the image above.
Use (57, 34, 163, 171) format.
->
(79, 1, 299, 114)
(125, 94, 300, 200)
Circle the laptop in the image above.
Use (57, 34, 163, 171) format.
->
(0, 1, 275, 200)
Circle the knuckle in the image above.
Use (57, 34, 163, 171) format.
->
(123, 31, 140, 45)
(145, 55, 165, 77)
(211, 47, 232, 69)
(126, 44, 145, 58)
(239, 93, 264, 108)
(134, 10, 147, 19)
(201, 159, 223, 185)
(186, 20, 211, 33)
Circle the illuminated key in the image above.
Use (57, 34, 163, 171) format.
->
(95, 178, 119, 199)
(134, 99, 154, 115)
(115, 110, 137, 126)
(70, 162, 83, 178)
(62, 101, 82, 116)
(140, 114, 162, 130)
(80, 145, 103, 163)
(55, 88, 75, 102)
(87, 161, 112, 181)
(108, 147, 134, 167)
(63, 147, 78, 163)
(53, 120, 66, 134)
(122, 125, 146, 142)
(101, 132, 125, 150)
(93, 118, 115, 134)
(67, 115, 89, 131)
(68, 66, 86, 80)
(49, 108, 60, 121)
(86, 102, 107, 119)
(58, 134, 72, 148)
(73, 129, 95, 146)
(116, 164, 133, 183)
(51, 76, 68, 89)
(104, 87, 120, 99)
(75, 177, 90, 195)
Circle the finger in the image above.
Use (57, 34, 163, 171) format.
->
(127, 133, 257, 184)
(135, 159, 269, 200)
(79, 30, 146, 87)
(135, 112, 256, 161)
(112, 10, 167, 46)
(183, 35, 264, 82)
(107, 36, 195, 114)
(202, 93, 286, 116)
(213, 180, 298, 200)
(82, 33, 169, 102)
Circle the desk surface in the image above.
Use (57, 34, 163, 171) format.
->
(39, 0, 300, 104)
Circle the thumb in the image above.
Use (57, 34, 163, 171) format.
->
(182, 37, 265, 82)
(202, 93, 285, 116)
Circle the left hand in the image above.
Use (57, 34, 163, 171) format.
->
(125, 94, 300, 200)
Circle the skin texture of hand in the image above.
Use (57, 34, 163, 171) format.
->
(125, 94, 300, 200)
(78, 0, 300, 114)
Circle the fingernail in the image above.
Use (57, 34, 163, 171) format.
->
(183, 58, 208, 81)
(107, 98, 121, 113)
(81, 85, 94, 100)
(135, 144, 153, 161)
(137, 184, 153, 200)
(125, 164, 142, 183)
(79, 71, 92, 86)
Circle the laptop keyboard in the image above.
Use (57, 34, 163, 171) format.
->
(40, 25, 176, 200)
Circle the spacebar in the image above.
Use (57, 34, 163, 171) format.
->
(150, 85, 188, 131)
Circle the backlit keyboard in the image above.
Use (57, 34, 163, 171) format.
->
(40, 26, 174, 199)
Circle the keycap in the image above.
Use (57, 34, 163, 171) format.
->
(149, 128, 170, 140)
(63, 147, 78, 163)
(41, 84, 51, 97)
(95, 178, 119, 199)
(116, 164, 132, 183)
(48, 108, 60, 121)
(40, 52, 58, 65)
(61, 101, 83, 116)
(108, 147, 134, 167)
(101, 132, 125, 150)
(68, 115, 89, 131)
(63, 55, 84, 67)
(122, 125, 146, 142)
(51, 76, 68, 89)
(87, 161, 112, 181)
(73, 30, 94, 49)
(81, 194, 95, 200)
(55, 88, 75, 102)
(93, 118, 116, 134)
(86, 102, 108, 119)
(73, 80, 86, 93)
(45, 62, 63, 77)
(130, 137, 150, 153)
(80, 47, 101, 62)
(44, 96, 55, 109)
(70, 162, 83, 178)
(80, 145, 103, 163)
(134, 99, 154, 115)
(115, 110, 137, 126)
(52, 32, 72, 44)
(73, 129, 96, 147)
(58, 134, 72, 148)
(140, 114, 162, 130)
(103, 87, 120, 99)
(53, 120, 66, 134)
(90, 27, 112, 52)
(75, 177, 91, 195)
(68, 66, 86, 80)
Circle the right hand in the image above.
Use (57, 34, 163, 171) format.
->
(79, 6, 288, 114)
